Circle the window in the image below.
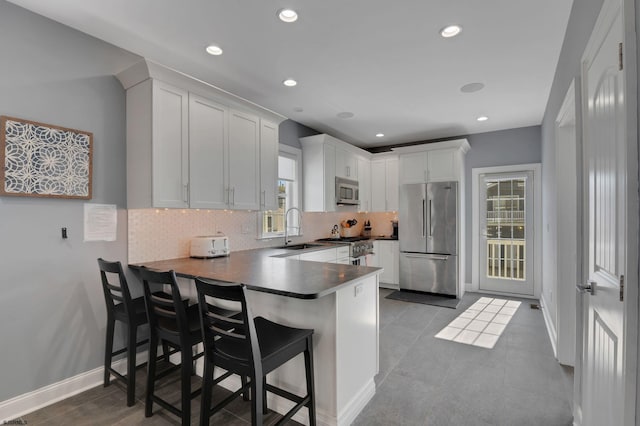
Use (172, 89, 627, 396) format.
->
(260, 145, 301, 238)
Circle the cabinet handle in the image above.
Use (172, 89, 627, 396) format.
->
(183, 184, 189, 203)
(231, 187, 235, 205)
(347, 166, 350, 177)
(261, 190, 265, 207)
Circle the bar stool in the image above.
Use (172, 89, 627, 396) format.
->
(139, 268, 205, 425)
(98, 258, 160, 407)
(195, 277, 316, 426)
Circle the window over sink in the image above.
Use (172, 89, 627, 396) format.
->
(260, 145, 301, 239)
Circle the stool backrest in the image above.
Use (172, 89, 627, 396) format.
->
(139, 268, 189, 343)
(98, 258, 134, 318)
(194, 278, 262, 378)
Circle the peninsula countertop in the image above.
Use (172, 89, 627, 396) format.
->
(129, 247, 382, 300)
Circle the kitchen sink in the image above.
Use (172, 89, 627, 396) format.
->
(277, 243, 325, 250)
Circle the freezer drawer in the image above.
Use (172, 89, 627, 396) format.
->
(399, 253, 458, 296)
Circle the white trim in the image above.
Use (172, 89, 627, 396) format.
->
(540, 293, 559, 359)
(0, 353, 149, 422)
(554, 79, 578, 367)
(471, 163, 542, 298)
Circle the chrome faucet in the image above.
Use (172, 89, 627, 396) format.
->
(284, 207, 302, 246)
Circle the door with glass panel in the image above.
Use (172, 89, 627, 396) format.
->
(479, 172, 534, 295)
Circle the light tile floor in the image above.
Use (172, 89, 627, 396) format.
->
(353, 289, 574, 426)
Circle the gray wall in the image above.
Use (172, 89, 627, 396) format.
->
(539, 0, 604, 331)
(463, 126, 542, 284)
(0, 1, 139, 401)
(279, 119, 320, 148)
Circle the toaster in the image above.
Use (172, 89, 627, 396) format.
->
(190, 235, 230, 258)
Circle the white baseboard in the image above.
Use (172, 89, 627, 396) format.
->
(336, 378, 375, 426)
(0, 352, 149, 422)
(379, 282, 399, 290)
(539, 295, 558, 358)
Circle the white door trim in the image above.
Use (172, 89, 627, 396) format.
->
(471, 163, 542, 298)
(554, 79, 578, 366)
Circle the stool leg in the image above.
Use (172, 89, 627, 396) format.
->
(241, 375, 249, 401)
(145, 333, 158, 418)
(262, 376, 268, 415)
(199, 357, 213, 426)
(104, 315, 115, 387)
(304, 337, 316, 426)
(162, 340, 171, 362)
(126, 323, 137, 406)
(250, 375, 263, 426)
(181, 347, 193, 425)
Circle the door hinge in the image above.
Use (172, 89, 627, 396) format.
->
(619, 42, 624, 71)
(620, 275, 625, 301)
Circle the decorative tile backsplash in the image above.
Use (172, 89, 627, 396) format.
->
(128, 208, 398, 263)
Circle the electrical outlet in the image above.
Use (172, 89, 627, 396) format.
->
(354, 284, 363, 297)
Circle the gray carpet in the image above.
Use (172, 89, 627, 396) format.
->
(386, 290, 461, 309)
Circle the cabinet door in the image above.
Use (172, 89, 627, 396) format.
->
(370, 160, 386, 212)
(385, 158, 399, 211)
(336, 147, 357, 179)
(427, 149, 456, 181)
(260, 119, 279, 210)
(400, 152, 427, 184)
(324, 144, 336, 211)
(188, 94, 228, 209)
(152, 80, 189, 208)
(379, 241, 399, 285)
(357, 157, 371, 212)
(228, 110, 260, 210)
(298, 248, 337, 263)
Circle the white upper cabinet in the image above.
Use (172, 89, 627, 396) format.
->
(228, 110, 260, 210)
(299, 134, 370, 212)
(397, 140, 470, 184)
(188, 93, 227, 209)
(357, 157, 371, 212)
(259, 119, 279, 211)
(371, 155, 399, 212)
(336, 147, 358, 179)
(151, 80, 189, 208)
(118, 60, 284, 210)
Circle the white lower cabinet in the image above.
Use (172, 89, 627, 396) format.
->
(372, 240, 399, 287)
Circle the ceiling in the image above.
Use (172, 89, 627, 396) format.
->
(7, 0, 574, 148)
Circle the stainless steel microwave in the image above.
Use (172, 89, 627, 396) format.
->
(336, 177, 359, 205)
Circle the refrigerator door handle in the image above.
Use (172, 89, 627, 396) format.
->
(402, 254, 449, 261)
(422, 198, 426, 237)
(428, 199, 433, 238)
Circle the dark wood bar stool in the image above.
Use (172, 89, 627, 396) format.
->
(98, 258, 155, 407)
(139, 267, 206, 425)
(195, 277, 316, 426)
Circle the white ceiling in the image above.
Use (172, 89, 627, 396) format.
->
(7, 0, 574, 148)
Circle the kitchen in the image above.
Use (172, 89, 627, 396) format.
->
(0, 0, 637, 425)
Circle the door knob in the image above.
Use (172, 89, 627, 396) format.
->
(576, 281, 596, 295)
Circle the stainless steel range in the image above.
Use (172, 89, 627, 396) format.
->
(316, 236, 374, 264)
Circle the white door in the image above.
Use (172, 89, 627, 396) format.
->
(478, 171, 534, 296)
(578, 0, 636, 424)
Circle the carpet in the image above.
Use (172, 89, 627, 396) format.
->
(386, 290, 461, 309)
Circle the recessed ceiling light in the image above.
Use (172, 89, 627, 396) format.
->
(376, 133, 385, 138)
(460, 82, 485, 93)
(278, 8, 298, 23)
(477, 116, 489, 122)
(440, 25, 462, 38)
(337, 112, 355, 119)
(205, 44, 223, 56)
(293, 107, 304, 113)
(283, 79, 297, 87)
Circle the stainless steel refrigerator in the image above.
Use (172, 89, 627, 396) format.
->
(399, 182, 458, 296)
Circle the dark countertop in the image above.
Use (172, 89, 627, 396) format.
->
(374, 236, 398, 240)
(129, 247, 381, 300)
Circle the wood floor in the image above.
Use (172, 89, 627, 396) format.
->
(18, 289, 573, 425)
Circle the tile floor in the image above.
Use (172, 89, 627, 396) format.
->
(19, 289, 573, 425)
(354, 289, 574, 426)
